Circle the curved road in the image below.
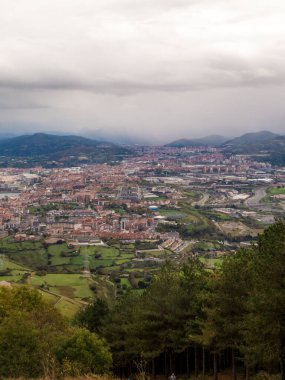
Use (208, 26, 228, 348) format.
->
(192, 193, 209, 207)
(245, 187, 267, 207)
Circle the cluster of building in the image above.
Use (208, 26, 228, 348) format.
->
(0, 146, 284, 247)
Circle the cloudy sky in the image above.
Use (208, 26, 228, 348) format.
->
(0, 0, 284, 143)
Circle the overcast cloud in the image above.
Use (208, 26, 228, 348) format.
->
(0, 0, 284, 142)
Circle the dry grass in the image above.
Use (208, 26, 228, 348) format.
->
(9, 372, 281, 380)
(9, 376, 116, 380)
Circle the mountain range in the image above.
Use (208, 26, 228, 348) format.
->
(166, 130, 285, 165)
(222, 131, 285, 166)
(0, 133, 130, 167)
(166, 131, 282, 148)
(0, 130, 284, 167)
(222, 130, 280, 148)
(165, 135, 229, 147)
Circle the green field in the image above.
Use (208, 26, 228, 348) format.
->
(121, 278, 131, 288)
(0, 237, 163, 316)
(80, 245, 119, 258)
(268, 187, 285, 195)
(194, 241, 222, 251)
(39, 289, 82, 317)
(0, 237, 47, 267)
(1, 232, 223, 315)
(30, 273, 94, 299)
(200, 257, 223, 268)
(55, 298, 81, 317)
(0, 273, 25, 282)
(4, 259, 31, 271)
(159, 209, 188, 219)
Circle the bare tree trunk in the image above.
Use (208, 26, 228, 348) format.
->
(214, 353, 218, 380)
(232, 348, 237, 380)
(194, 344, 199, 377)
(202, 347, 206, 377)
(164, 352, 168, 377)
(169, 352, 173, 374)
(221, 350, 225, 371)
(281, 340, 285, 380)
(245, 364, 249, 380)
(186, 347, 190, 378)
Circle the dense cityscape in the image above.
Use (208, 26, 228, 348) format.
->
(0, 142, 284, 297)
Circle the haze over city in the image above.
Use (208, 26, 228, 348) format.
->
(0, 0, 285, 142)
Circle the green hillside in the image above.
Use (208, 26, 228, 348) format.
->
(0, 133, 131, 167)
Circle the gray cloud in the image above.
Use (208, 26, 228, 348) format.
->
(0, 0, 284, 141)
(1, 51, 285, 95)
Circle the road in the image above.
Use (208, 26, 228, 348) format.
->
(192, 193, 209, 206)
(245, 188, 267, 207)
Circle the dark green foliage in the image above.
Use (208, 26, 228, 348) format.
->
(199, 221, 285, 377)
(93, 222, 285, 379)
(74, 298, 110, 334)
(243, 222, 285, 370)
(103, 259, 206, 373)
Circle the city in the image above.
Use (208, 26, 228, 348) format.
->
(0, 143, 284, 315)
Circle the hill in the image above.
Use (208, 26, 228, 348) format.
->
(166, 135, 229, 147)
(222, 130, 279, 147)
(0, 133, 131, 167)
(222, 131, 285, 166)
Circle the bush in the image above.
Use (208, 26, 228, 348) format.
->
(57, 328, 112, 376)
(0, 286, 67, 378)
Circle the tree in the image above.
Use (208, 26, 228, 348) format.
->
(200, 249, 254, 380)
(0, 286, 67, 378)
(0, 285, 44, 320)
(0, 311, 43, 378)
(74, 298, 110, 335)
(199, 221, 285, 380)
(136, 260, 206, 375)
(104, 291, 142, 371)
(181, 258, 208, 377)
(138, 262, 183, 369)
(243, 221, 285, 378)
(57, 327, 112, 376)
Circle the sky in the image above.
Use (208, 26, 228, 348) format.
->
(0, 0, 284, 143)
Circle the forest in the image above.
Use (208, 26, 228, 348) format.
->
(0, 221, 284, 379)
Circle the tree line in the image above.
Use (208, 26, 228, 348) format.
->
(77, 221, 285, 380)
(0, 220, 284, 379)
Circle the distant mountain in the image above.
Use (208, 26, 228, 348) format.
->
(222, 131, 285, 166)
(222, 131, 279, 147)
(0, 133, 19, 140)
(166, 135, 229, 147)
(0, 133, 131, 167)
